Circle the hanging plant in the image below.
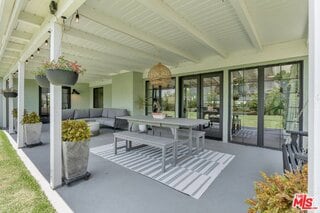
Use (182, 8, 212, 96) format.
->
(0, 88, 17, 98)
(42, 56, 86, 86)
(34, 69, 50, 88)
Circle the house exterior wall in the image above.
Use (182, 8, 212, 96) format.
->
(71, 83, 90, 109)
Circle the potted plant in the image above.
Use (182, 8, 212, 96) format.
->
(42, 56, 85, 86)
(62, 120, 91, 184)
(246, 165, 307, 212)
(0, 88, 17, 98)
(34, 69, 50, 88)
(22, 112, 42, 147)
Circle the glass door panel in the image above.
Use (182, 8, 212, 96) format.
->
(201, 74, 223, 139)
(181, 78, 198, 119)
(263, 64, 301, 149)
(230, 69, 258, 145)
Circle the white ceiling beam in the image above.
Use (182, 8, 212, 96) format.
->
(2, 58, 15, 64)
(64, 28, 173, 65)
(11, 30, 33, 42)
(4, 0, 87, 80)
(229, 0, 262, 50)
(3, 50, 20, 58)
(136, 0, 227, 58)
(0, 0, 26, 65)
(18, 11, 44, 28)
(80, 4, 200, 62)
(6, 42, 24, 52)
(61, 42, 150, 67)
(38, 48, 128, 70)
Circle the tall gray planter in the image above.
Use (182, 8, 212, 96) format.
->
(35, 75, 50, 88)
(46, 69, 79, 86)
(23, 122, 42, 146)
(62, 141, 89, 180)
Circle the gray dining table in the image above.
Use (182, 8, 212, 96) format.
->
(117, 115, 209, 166)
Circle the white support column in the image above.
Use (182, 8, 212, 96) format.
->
(50, 22, 62, 189)
(308, 0, 320, 206)
(222, 69, 229, 143)
(17, 62, 25, 148)
(2, 79, 7, 129)
(8, 75, 14, 133)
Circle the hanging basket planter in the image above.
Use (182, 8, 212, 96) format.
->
(0, 88, 18, 98)
(46, 69, 79, 86)
(35, 75, 50, 88)
(3, 91, 18, 98)
(40, 56, 85, 86)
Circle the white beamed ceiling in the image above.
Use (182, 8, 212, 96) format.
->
(0, 0, 308, 83)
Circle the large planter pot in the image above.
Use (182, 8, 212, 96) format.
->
(3, 91, 17, 98)
(46, 69, 79, 86)
(62, 141, 89, 180)
(35, 75, 50, 88)
(23, 122, 42, 146)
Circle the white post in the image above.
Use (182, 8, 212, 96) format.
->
(17, 62, 25, 148)
(222, 69, 229, 143)
(2, 79, 7, 129)
(8, 75, 14, 133)
(50, 22, 62, 189)
(308, 0, 320, 207)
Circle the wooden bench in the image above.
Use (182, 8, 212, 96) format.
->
(176, 129, 205, 153)
(113, 131, 174, 173)
(152, 126, 205, 153)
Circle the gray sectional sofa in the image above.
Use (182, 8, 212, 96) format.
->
(62, 108, 129, 130)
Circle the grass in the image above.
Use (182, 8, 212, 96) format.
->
(185, 112, 284, 129)
(0, 131, 55, 212)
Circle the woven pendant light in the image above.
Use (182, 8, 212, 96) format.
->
(147, 63, 172, 88)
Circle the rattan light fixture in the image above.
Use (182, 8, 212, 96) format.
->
(147, 63, 172, 88)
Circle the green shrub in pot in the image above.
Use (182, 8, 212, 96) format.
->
(61, 120, 91, 181)
(246, 165, 307, 212)
(22, 112, 42, 147)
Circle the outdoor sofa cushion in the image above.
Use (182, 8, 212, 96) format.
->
(102, 108, 109, 118)
(74, 109, 90, 119)
(107, 108, 128, 118)
(62, 109, 75, 120)
(100, 118, 115, 127)
(90, 108, 103, 118)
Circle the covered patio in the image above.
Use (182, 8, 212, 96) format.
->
(0, 0, 318, 212)
(8, 124, 281, 212)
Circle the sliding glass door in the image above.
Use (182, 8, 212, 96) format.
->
(229, 61, 303, 149)
(180, 72, 223, 140)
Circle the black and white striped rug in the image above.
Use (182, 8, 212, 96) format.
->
(90, 142, 234, 199)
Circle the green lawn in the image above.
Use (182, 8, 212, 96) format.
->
(0, 131, 55, 212)
(185, 111, 284, 129)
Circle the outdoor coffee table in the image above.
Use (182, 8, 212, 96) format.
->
(86, 121, 100, 136)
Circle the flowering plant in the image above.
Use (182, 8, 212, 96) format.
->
(33, 68, 46, 77)
(42, 56, 85, 74)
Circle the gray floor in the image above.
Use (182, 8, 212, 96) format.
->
(10, 124, 282, 213)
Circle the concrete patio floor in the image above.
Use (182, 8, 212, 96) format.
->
(10, 124, 282, 213)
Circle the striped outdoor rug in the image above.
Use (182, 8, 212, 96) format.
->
(90, 142, 235, 199)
